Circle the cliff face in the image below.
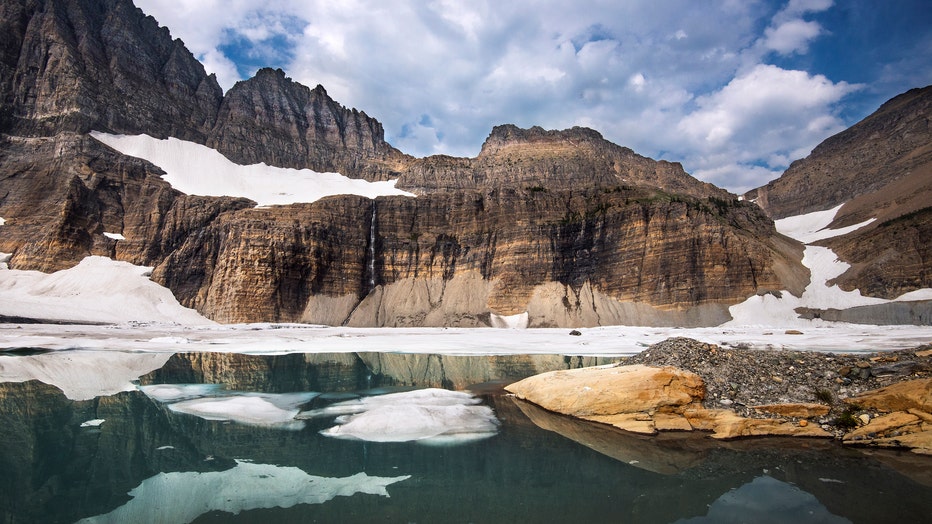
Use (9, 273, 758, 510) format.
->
(0, 0, 808, 327)
(153, 188, 802, 326)
(0, 0, 222, 140)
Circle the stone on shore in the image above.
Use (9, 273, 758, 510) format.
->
(505, 364, 831, 439)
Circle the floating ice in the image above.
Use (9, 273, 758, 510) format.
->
(76, 460, 410, 524)
(312, 388, 500, 444)
(90, 132, 416, 206)
(138, 383, 225, 403)
(167, 392, 319, 430)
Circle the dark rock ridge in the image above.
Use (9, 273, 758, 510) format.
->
(0, 0, 809, 326)
(746, 86, 932, 300)
(746, 86, 932, 221)
(399, 124, 729, 200)
(209, 68, 410, 181)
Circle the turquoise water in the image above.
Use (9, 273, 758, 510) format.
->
(1, 351, 930, 523)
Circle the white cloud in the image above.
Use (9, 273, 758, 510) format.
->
(763, 19, 823, 55)
(130, 0, 907, 193)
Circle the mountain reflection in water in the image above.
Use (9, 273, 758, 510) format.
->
(1, 350, 930, 523)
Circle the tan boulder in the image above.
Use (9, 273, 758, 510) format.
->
(683, 408, 831, 439)
(506, 364, 832, 440)
(505, 364, 704, 418)
(845, 378, 932, 412)
(844, 412, 921, 441)
(753, 402, 830, 418)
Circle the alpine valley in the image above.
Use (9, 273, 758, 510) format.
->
(0, 0, 929, 329)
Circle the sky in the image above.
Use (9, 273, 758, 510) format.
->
(133, 0, 931, 193)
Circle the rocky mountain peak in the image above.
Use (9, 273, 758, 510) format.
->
(207, 65, 409, 179)
(1, 0, 223, 141)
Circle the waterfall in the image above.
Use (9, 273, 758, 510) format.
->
(367, 201, 377, 290)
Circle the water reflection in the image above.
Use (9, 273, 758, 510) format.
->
(0, 351, 930, 523)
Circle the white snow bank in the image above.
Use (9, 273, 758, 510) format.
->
(103, 232, 125, 240)
(310, 388, 500, 444)
(490, 312, 530, 329)
(1, 322, 930, 357)
(0, 252, 10, 270)
(0, 256, 213, 325)
(90, 132, 416, 206)
(77, 460, 410, 524)
(0, 217, 5, 225)
(80, 419, 105, 428)
(774, 204, 875, 243)
(0, 351, 172, 400)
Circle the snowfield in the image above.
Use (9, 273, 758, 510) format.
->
(90, 132, 416, 206)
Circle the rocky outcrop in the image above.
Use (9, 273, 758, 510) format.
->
(399, 125, 729, 200)
(507, 338, 932, 453)
(0, 0, 222, 140)
(746, 86, 932, 220)
(506, 364, 832, 439)
(842, 378, 932, 455)
(208, 68, 410, 180)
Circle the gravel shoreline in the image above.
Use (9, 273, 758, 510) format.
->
(622, 337, 932, 437)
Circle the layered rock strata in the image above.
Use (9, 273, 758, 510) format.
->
(152, 188, 802, 325)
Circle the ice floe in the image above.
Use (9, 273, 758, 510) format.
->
(307, 388, 500, 444)
(76, 460, 410, 524)
(90, 132, 415, 206)
(140, 386, 318, 430)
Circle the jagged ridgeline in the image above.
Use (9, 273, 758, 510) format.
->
(0, 0, 808, 326)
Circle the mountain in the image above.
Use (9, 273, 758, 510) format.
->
(0, 0, 861, 328)
(746, 86, 931, 305)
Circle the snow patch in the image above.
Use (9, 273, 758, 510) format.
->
(0, 256, 212, 325)
(490, 312, 529, 329)
(138, 384, 225, 403)
(80, 419, 105, 427)
(90, 132, 416, 206)
(103, 232, 125, 240)
(0, 252, 10, 270)
(309, 388, 500, 444)
(76, 460, 410, 524)
(0, 217, 5, 225)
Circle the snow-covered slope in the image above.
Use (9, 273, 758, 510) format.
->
(90, 132, 415, 206)
(726, 204, 932, 327)
(0, 256, 212, 325)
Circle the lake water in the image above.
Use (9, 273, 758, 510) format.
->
(1, 351, 930, 523)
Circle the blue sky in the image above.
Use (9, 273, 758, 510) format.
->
(135, 0, 931, 193)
